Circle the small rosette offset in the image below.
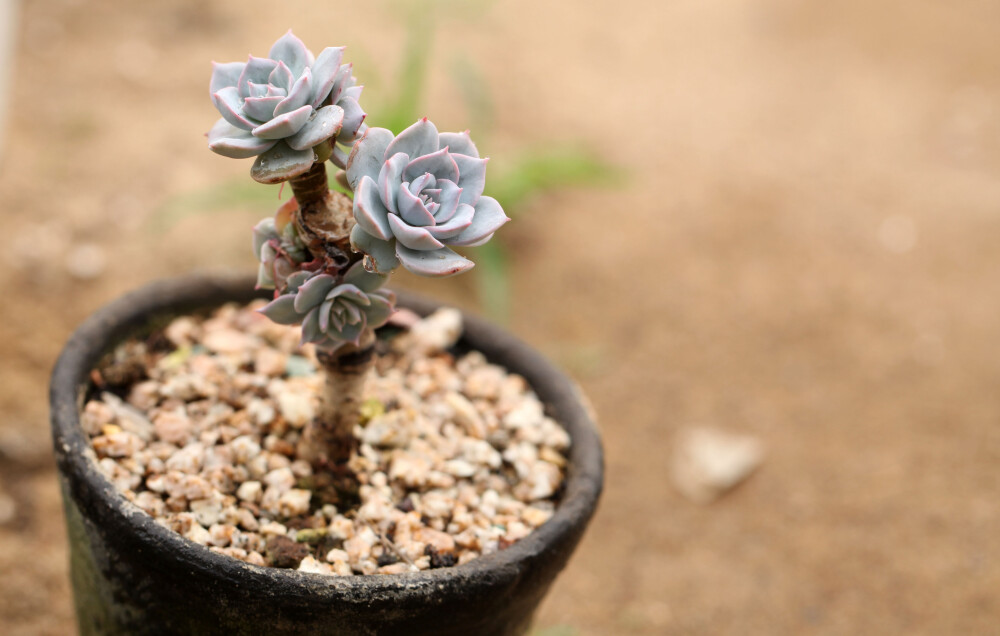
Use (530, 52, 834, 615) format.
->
(344, 118, 509, 277)
(252, 199, 309, 290)
(207, 31, 367, 183)
(258, 262, 395, 350)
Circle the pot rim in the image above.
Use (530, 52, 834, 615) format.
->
(50, 272, 603, 595)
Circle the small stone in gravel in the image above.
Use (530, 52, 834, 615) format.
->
(266, 535, 310, 569)
(672, 427, 763, 504)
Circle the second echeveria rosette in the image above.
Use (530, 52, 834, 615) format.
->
(207, 31, 366, 183)
(345, 118, 509, 277)
(258, 262, 395, 351)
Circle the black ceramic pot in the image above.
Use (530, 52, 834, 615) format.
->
(50, 274, 603, 636)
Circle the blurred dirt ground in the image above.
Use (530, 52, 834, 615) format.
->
(2, 0, 1000, 634)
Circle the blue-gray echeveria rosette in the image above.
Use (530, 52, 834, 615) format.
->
(258, 262, 395, 350)
(345, 118, 510, 277)
(207, 31, 367, 183)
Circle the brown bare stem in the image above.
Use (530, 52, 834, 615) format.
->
(287, 161, 370, 487)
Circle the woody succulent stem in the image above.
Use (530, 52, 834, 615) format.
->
(288, 161, 370, 472)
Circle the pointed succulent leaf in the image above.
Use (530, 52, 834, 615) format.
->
(364, 293, 396, 329)
(294, 274, 336, 312)
(250, 141, 315, 184)
(404, 147, 459, 183)
(252, 217, 278, 256)
(285, 270, 312, 292)
(274, 67, 312, 116)
(238, 56, 279, 97)
(395, 244, 473, 277)
(428, 202, 475, 239)
(378, 153, 409, 214)
(309, 47, 346, 107)
(438, 131, 479, 158)
(242, 96, 282, 122)
(337, 96, 366, 143)
(286, 104, 344, 151)
(212, 86, 254, 130)
(330, 144, 351, 169)
(252, 104, 312, 139)
(318, 298, 335, 333)
(327, 64, 353, 107)
(430, 179, 463, 222)
(301, 307, 323, 344)
(266, 85, 287, 98)
(408, 173, 436, 195)
(259, 294, 299, 324)
(210, 61, 244, 94)
(342, 85, 363, 102)
(326, 283, 369, 305)
(396, 186, 435, 227)
(348, 302, 368, 325)
(268, 31, 312, 78)
(342, 260, 388, 293)
(385, 118, 439, 161)
(346, 127, 394, 190)
(256, 261, 275, 289)
(208, 119, 277, 158)
(449, 196, 509, 246)
(353, 176, 392, 240)
(350, 225, 400, 274)
(267, 61, 294, 92)
(453, 154, 489, 205)
(338, 320, 364, 346)
(388, 214, 445, 250)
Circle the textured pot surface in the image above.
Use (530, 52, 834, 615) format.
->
(50, 274, 604, 636)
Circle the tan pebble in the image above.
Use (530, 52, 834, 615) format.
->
(202, 329, 257, 355)
(413, 527, 456, 553)
(208, 523, 236, 547)
(443, 459, 476, 478)
(328, 517, 354, 540)
(92, 431, 144, 459)
(254, 348, 287, 377)
(538, 448, 566, 473)
(259, 521, 288, 537)
(81, 400, 115, 436)
(190, 498, 224, 527)
(445, 392, 486, 438)
(236, 481, 263, 503)
(127, 381, 161, 412)
(325, 548, 350, 563)
(133, 491, 165, 517)
(378, 562, 414, 575)
(277, 489, 312, 517)
(185, 524, 211, 545)
(236, 508, 259, 531)
(246, 551, 266, 566)
(263, 467, 295, 493)
(297, 555, 333, 575)
(246, 399, 276, 426)
(165, 442, 204, 473)
(388, 452, 431, 488)
(521, 506, 552, 528)
(164, 316, 200, 347)
(153, 409, 192, 446)
(413, 556, 431, 570)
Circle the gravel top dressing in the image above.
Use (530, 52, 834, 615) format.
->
(81, 301, 568, 576)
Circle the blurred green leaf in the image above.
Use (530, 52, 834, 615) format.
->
(487, 148, 619, 214)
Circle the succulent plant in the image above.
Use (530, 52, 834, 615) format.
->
(345, 118, 509, 277)
(207, 31, 366, 183)
(252, 198, 310, 290)
(258, 262, 395, 350)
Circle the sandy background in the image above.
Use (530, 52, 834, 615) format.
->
(1, 0, 999, 633)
